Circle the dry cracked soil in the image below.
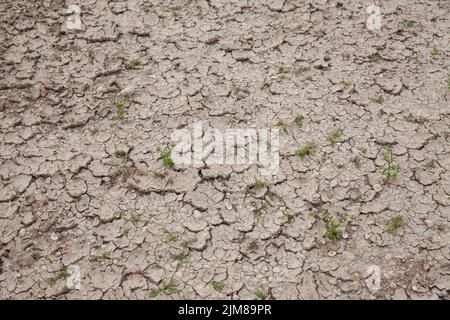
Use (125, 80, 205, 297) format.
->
(0, 0, 449, 300)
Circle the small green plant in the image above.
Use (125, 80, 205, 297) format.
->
(57, 267, 69, 279)
(286, 213, 295, 224)
(211, 281, 225, 291)
(54, 44, 69, 52)
(370, 53, 381, 64)
(294, 114, 304, 127)
(265, 191, 278, 201)
(296, 141, 316, 158)
(327, 128, 344, 146)
(157, 145, 175, 168)
(380, 149, 400, 182)
(47, 267, 69, 287)
(262, 78, 272, 89)
(115, 99, 127, 120)
(213, 75, 223, 85)
(31, 251, 42, 260)
(323, 212, 342, 241)
(148, 288, 160, 298)
(446, 74, 450, 90)
(151, 262, 162, 269)
(148, 278, 180, 298)
(424, 159, 436, 170)
(399, 20, 416, 28)
(276, 120, 287, 131)
(276, 64, 287, 74)
(431, 47, 439, 56)
(350, 156, 362, 168)
(120, 211, 149, 226)
(122, 227, 130, 236)
(387, 214, 404, 235)
(373, 95, 384, 104)
(339, 79, 351, 90)
(231, 83, 241, 95)
(349, 195, 362, 204)
(246, 180, 266, 195)
(196, 6, 204, 18)
(48, 26, 59, 34)
(254, 286, 269, 300)
(164, 231, 178, 243)
(89, 251, 111, 262)
(171, 250, 189, 263)
(339, 212, 348, 223)
(169, 5, 181, 16)
(129, 58, 141, 69)
(153, 171, 167, 178)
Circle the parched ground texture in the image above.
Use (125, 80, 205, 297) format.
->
(0, 0, 449, 300)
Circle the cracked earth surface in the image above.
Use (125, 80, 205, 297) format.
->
(1, 0, 450, 300)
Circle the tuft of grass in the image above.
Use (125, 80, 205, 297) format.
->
(213, 75, 223, 85)
(149, 278, 180, 298)
(48, 26, 59, 34)
(153, 171, 167, 178)
(424, 159, 436, 170)
(265, 191, 278, 201)
(115, 99, 127, 120)
(431, 47, 439, 56)
(349, 195, 362, 205)
(373, 95, 384, 104)
(276, 64, 288, 74)
(157, 145, 175, 168)
(286, 213, 295, 224)
(31, 251, 42, 260)
(294, 114, 304, 127)
(231, 83, 241, 95)
(254, 286, 269, 300)
(350, 156, 362, 168)
(120, 211, 149, 227)
(380, 149, 400, 182)
(54, 44, 69, 52)
(387, 214, 404, 235)
(121, 227, 130, 236)
(148, 288, 160, 298)
(211, 281, 225, 291)
(339, 79, 351, 90)
(47, 267, 69, 287)
(327, 128, 344, 146)
(89, 251, 111, 262)
(171, 250, 189, 263)
(164, 231, 178, 243)
(246, 180, 266, 195)
(446, 74, 450, 90)
(323, 212, 342, 241)
(129, 58, 141, 69)
(399, 20, 416, 28)
(276, 120, 287, 131)
(196, 6, 204, 18)
(296, 141, 316, 158)
(370, 53, 381, 64)
(169, 5, 181, 16)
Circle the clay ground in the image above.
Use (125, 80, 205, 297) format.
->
(0, 0, 449, 300)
